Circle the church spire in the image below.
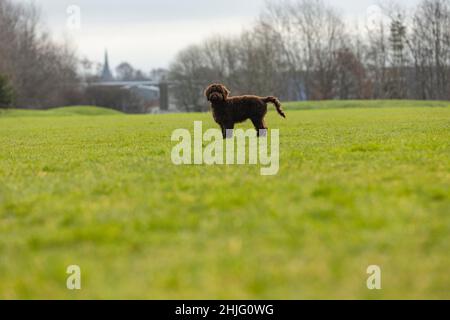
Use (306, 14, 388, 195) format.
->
(101, 49, 114, 81)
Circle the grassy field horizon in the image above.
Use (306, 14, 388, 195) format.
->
(2, 99, 450, 116)
(0, 101, 449, 299)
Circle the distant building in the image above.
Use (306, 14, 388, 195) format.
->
(126, 85, 159, 101)
(84, 50, 177, 113)
(101, 50, 114, 82)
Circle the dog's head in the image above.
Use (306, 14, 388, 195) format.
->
(204, 83, 230, 103)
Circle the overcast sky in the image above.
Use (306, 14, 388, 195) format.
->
(19, 0, 420, 72)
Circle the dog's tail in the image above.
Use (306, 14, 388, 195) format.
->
(263, 96, 286, 118)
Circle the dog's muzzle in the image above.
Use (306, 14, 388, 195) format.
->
(209, 92, 223, 102)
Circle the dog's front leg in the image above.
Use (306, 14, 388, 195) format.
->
(220, 124, 227, 139)
(224, 122, 235, 139)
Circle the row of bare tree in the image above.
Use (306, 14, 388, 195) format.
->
(0, 0, 167, 112)
(0, 0, 79, 108)
(1, 0, 449, 111)
(169, 0, 450, 111)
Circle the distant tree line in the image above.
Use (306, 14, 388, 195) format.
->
(169, 0, 450, 111)
(0, 0, 79, 109)
(1, 0, 449, 112)
(0, 0, 167, 112)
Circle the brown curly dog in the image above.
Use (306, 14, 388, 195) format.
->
(204, 83, 286, 138)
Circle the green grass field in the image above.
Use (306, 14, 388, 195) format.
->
(0, 101, 449, 299)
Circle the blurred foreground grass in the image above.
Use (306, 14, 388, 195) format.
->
(0, 102, 449, 299)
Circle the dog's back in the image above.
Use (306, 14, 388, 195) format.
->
(226, 95, 285, 121)
(224, 96, 267, 123)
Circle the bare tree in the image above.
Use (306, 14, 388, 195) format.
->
(335, 47, 372, 99)
(169, 0, 450, 109)
(115, 62, 148, 81)
(389, 15, 408, 98)
(365, 15, 391, 99)
(409, 0, 450, 99)
(262, 0, 347, 100)
(0, 0, 79, 108)
(169, 45, 210, 112)
(0, 73, 14, 108)
(116, 62, 135, 81)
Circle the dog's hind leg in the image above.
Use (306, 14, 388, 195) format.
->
(251, 118, 268, 137)
(220, 124, 226, 139)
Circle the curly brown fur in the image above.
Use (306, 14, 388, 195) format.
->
(204, 83, 286, 138)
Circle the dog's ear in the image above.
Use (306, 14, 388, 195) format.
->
(204, 85, 213, 101)
(221, 85, 230, 98)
